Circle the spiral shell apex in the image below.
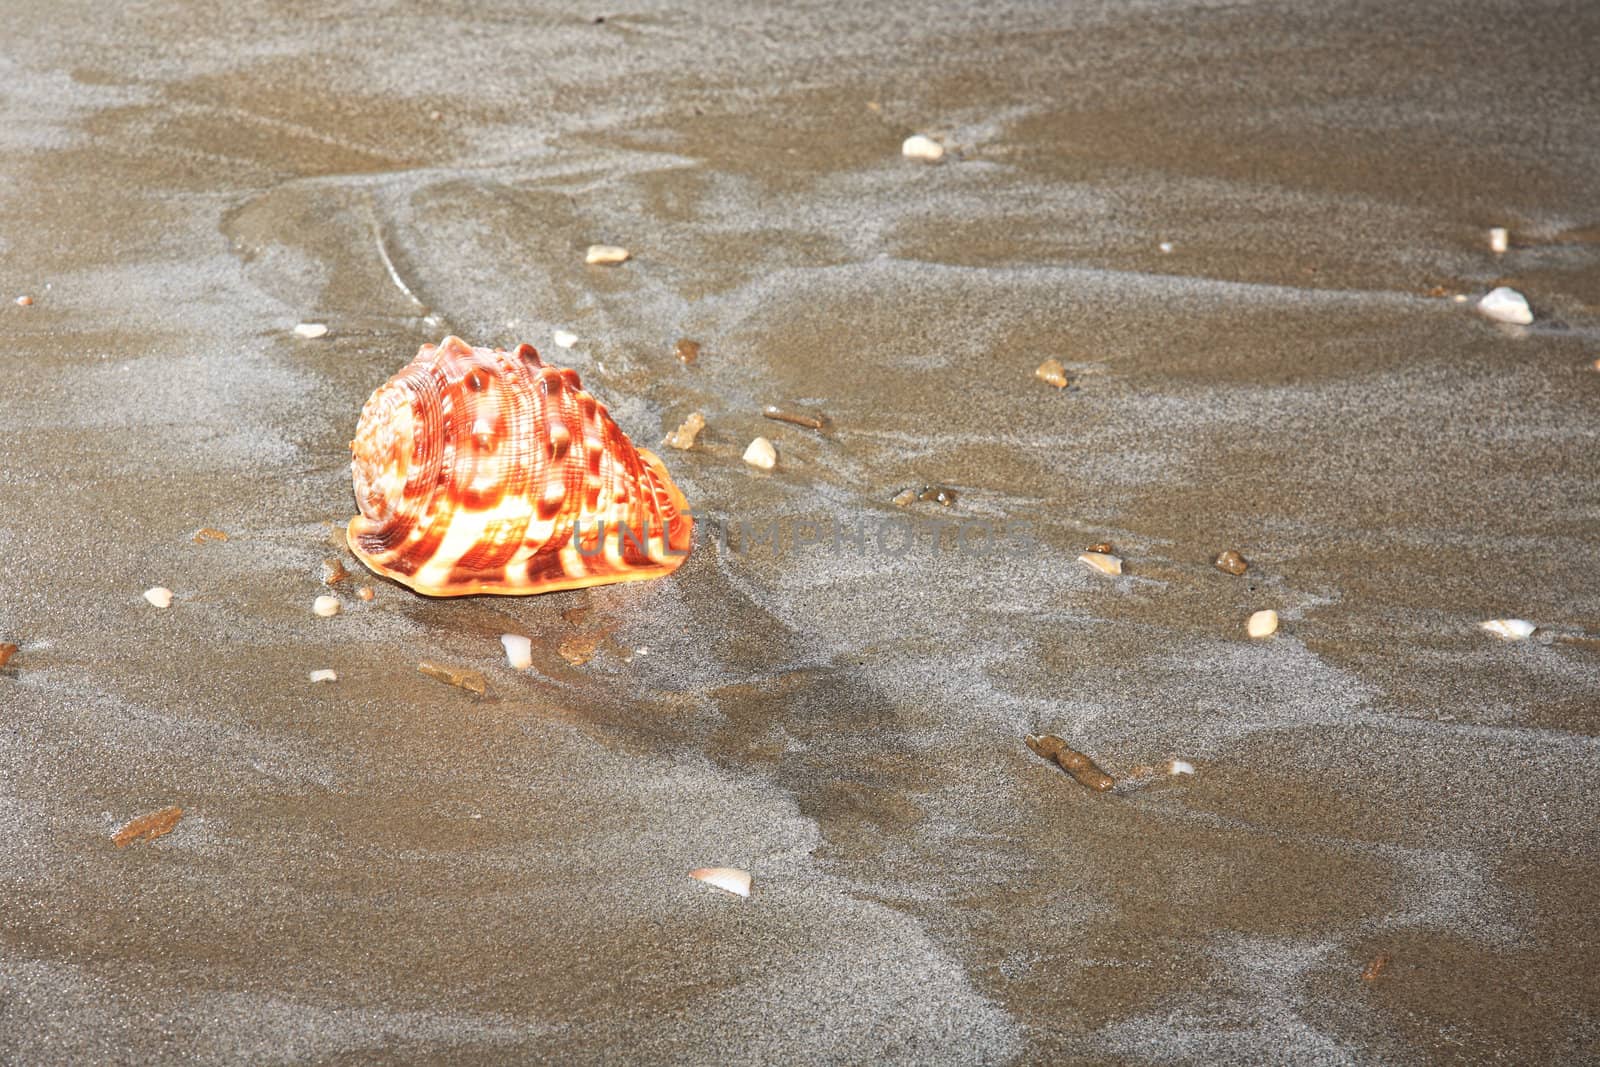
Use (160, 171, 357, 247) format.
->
(347, 337, 693, 597)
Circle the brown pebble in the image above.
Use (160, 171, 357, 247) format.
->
(0, 642, 17, 668)
(673, 338, 700, 365)
(1592, 358, 1600, 372)
(762, 405, 826, 431)
(1035, 359, 1069, 389)
(1087, 541, 1114, 555)
(418, 661, 487, 696)
(1214, 549, 1248, 576)
(320, 558, 350, 585)
(558, 634, 601, 667)
(1025, 734, 1115, 792)
(357, 586, 375, 601)
(191, 527, 229, 544)
(1361, 953, 1391, 982)
(1423, 285, 1450, 298)
(112, 806, 183, 848)
(15, 295, 33, 307)
(918, 486, 957, 506)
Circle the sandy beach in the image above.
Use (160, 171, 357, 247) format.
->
(2, 0, 1598, 1062)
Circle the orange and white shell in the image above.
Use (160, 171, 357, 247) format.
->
(347, 336, 692, 597)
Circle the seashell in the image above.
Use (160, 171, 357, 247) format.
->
(690, 866, 752, 898)
(1078, 551, 1122, 576)
(348, 337, 693, 597)
(1480, 618, 1535, 640)
(1246, 609, 1279, 638)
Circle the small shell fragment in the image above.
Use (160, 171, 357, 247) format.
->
(1488, 227, 1509, 254)
(500, 633, 533, 671)
(1480, 618, 1536, 640)
(308, 669, 338, 683)
(552, 329, 578, 349)
(1246, 609, 1279, 638)
(16, 295, 34, 306)
(294, 323, 329, 339)
(901, 134, 945, 162)
(112, 806, 183, 848)
(312, 595, 341, 617)
(690, 867, 752, 898)
(418, 660, 488, 695)
(1079, 552, 1123, 576)
(143, 586, 173, 609)
(585, 244, 630, 265)
(1167, 759, 1195, 776)
(191, 527, 229, 544)
(1034, 359, 1069, 389)
(1214, 549, 1248, 575)
(663, 412, 706, 451)
(1158, 241, 1174, 254)
(1025, 734, 1115, 792)
(1362, 954, 1392, 982)
(743, 436, 777, 471)
(558, 634, 600, 667)
(1477, 286, 1532, 325)
(673, 338, 700, 365)
(0, 643, 17, 668)
(762, 405, 826, 430)
(356, 586, 375, 601)
(1086, 541, 1114, 555)
(320, 558, 350, 585)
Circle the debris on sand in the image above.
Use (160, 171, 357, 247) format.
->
(143, 587, 173, 609)
(1477, 286, 1532, 325)
(0, 643, 17, 668)
(552, 329, 578, 349)
(320, 558, 350, 585)
(585, 244, 630, 266)
(112, 806, 183, 848)
(673, 338, 700, 365)
(192, 527, 229, 544)
(893, 485, 958, 507)
(901, 134, 944, 162)
(664, 412, 706, 450)
(1034, 359, 1069, 389)
(743, 436, 777, 470)
(1247, 609, 1279, 638)
(1167, 759, 1195, 776)
(1025, 734, 1115, 792)
(293, 323, 328, 339)
(1362, 953, 1392, 982)
(1079, 551, 1123, 576)
(15, 295, 33, 306)
(1489, 227, 1509, 254)
(1214, 549, 1248, 575)
(762, 405, 826, 430)
(691, 866, 752, 897)
(418, 660, 487, 696)
(313, 595, 341, 617)
(1086, 541, 1114, 555)
(1480, 618, 1535, 640)
(308, 669, 337, 683)
(500, 633, 533, 671)
(558, 634, 601, 667)
(357, 586, 375, 601)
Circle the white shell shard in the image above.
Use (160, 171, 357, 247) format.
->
(585, 244, 630, 265)
(1246, 609, 1279, 638)
(1478, 286, 1532, 324)
(500, 633, 533, 670)
(1078, 552, 1123, 576)
(690, 867, 751, 898)
(901, 134, 944, 162)
(143, 586, 173, 608)
(312, 595, 341, 617)
(1167, 759, 1195, 776)
(743, 436, 777, 470)
(1480, 618, 1536, 640)
(1488, 227, 1509, 253)
(308, 669, 338, 683)
(1158, 241, 1174, 254)
(294, 323, 329, 339)
(552, 330, 577, 349)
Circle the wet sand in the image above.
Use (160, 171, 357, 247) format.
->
(2, 1, 1599, 1062)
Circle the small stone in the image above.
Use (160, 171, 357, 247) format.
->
(585, 244, 630, 265)
(320, 558, 349, 585)
(892, 488, 919, 508)
(112, 806, 183, 848)
(308, 669, 338, 683)
(1480, 618, 1536, 640)
(500, 633, 533, 670)
(1035, 359, 1069, 389)
(293, 322, 328, 339)
(1086, 541, 1114, 555)
(0, 643, 17, 668)
(1158, 241, 1174, 254)
(743, 436, 777, 471)
(1167, 759, 1195, 776)
(1361, 954, 1392, 982)
(664, 412, 706, 450)
(143, 587, 173, 609)
(15, 295, 33, 306)
(313, 595, 341, 617)
(917, 486, 957, 506)
(1489, 227, 1509, 254)
(690, 867, 752, 898)
(673, 338, 700, 365)
(1079, 552, 1123, 576)
(1477, 286, 1532, 325)
(901, 134, 944, 162)
(557, 634, 600, 667)
(191, 527, 229, 544)
(356, 586, 375, 601)
(1246, 609, 1279, 639)
(1214, 549, 1248, 575)
(553, 329, 578, 349)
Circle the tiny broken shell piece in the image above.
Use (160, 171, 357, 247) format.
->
(356, 585, 375, 601)
(1025, 734, 1115, 792)
(585, 244, 630, 265)
(294, 322, 329, 339)
(500, 633, 533, 670)
(1214, 549, 1248, 575)
(1167, 759, 1195, 776)
(663, 412, 706, 450)
(1246, 609, 1279, 638)
(762, 405, 826, 430)
(143, 586, 173, 608)
(1361, 953, 1392, 982)
(313, 595, 341, 617)
(672, 338, 700, 365)
(1078, 552, 1123, 576)
(1480, 618, 1536, 640)
(320, 558, 350, 585)
(552, 329, 578, 349)
(1086, 541, 1114, 555)
(743, 436, 777, 470)
(15, 295, 33, 306)
(418, 660, 488, 695)
(112, 806, 183, 848)
(0, 642, 17, 668)
(1477, 286, 1532, 324)
(1488, 227, 1509, 254)
(1035, 359, 1069, 389)
(901, 134, 944, 162)
(191, 527, 229, 544)
(558, 634, 600, 667)
(690, 866, 752, 897)
(308, 669, 338, 683)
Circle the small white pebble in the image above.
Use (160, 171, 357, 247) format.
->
(1246, 609, 1279, 639)
(500, 633, 533, 671)
(1078, 552, 1123, 576)
(308, 669, 338, 683)
(293, 322, 328, 339)
(15, 295, 33, 306)
(143, 586, 173, 609)
(1488, 227, 1509, 254)
(1452, 294, 1468, 303)
(1477, 286, 1532, 325)
(690, 867, 751, 898)
(901, 134, 944, 162)
(743, 436, 777, 470)
(585, 244, 630, 265)
(552, 329, 578, 349)
(1158, 241, 1174, 254)
(1480, 618, 1536, 640)
(313, 595, 341, 617)
(1167, 759, 1195, 776)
